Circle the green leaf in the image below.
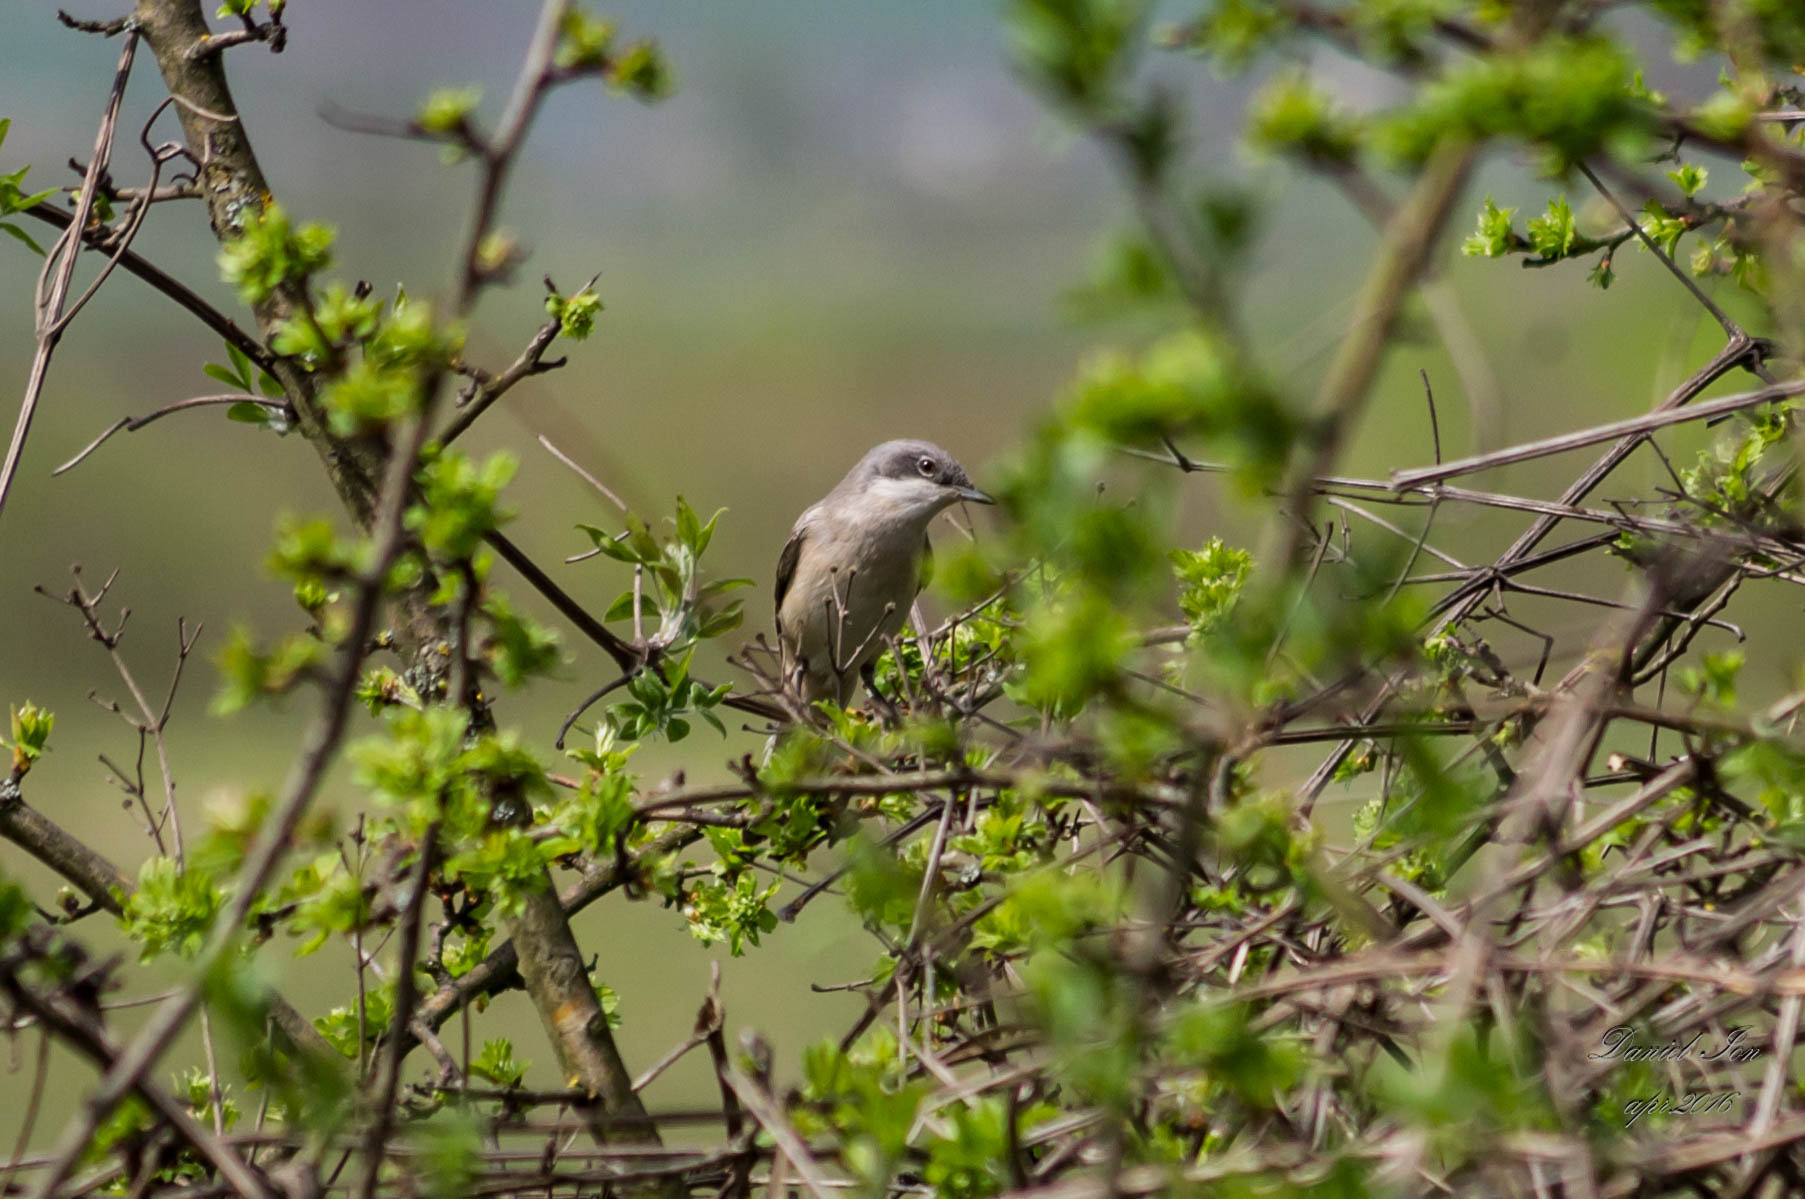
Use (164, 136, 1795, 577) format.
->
(1170, 538, 1253, 636)
(469, 1038, 529, 1088)
(604, 591, 657, 622)
(1667, 163, 1707, 197)
(578, 523, 640, 563)
(227, 401, 271, 425)
(417, 87, 481, 136)
(1461, 196, 1519, 258)
(205, 362, 249, 391)
(0, 222, 45, 256)
(1526, 195, 1577, 259)
(675, 494, 700, 550)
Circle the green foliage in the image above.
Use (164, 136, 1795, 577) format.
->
(479, 592, 563, 690)
(1526, 194, 1578, 258)
(1677, 649, 1743, 711)
(1017, 589, 1134, 714)
(469, 1037, 530, 1087)
(80, 1096, 156, 1166)
(684, 864, 780, 955)
(204, 338, 288, 430)
(578, 495, 750, 675)
(1669, 161, 1708, 196)
(608, 39, 674, 100)
(417, 87, 481, 136)
(1349, 0, 1459, 63)
(315, 982, 395, 1059)
(218, 202, 334, 306)
(0, 873, 33, 941)
(1062, 331, 1293, 489)
(122, 857, 222, 960)
(1679, 405, 1794, 518)
(1066, 229, 1173, 317)
(542, 760, 636, 860)
(1168, 0, 1284, 69)
(544, 280, 603, 340)
(554, 9, 673, 98)
(0, 118, 55, 256)
(1461, 196, 1523, 259)
(1376, 35, 1654, 168)
(407, 1109, 484, 1199)
(1248, 70, 1361, 164)
(267, 515, 365, 600)
(608, 654, 730, 742)
(175, 1066, 240, 1131)
(212, 626, 327, 713)
(1368, 1024, 1558, 1170)
(1008, 0, 1146, 116)
(313, 299, 463, 435)
(22, 5, 1805, 1196)
(1723, 740, 1805, 848)
(1170, 537, 1252, 637)
(4, 699, 52, 776)
(408, 450, 516, 561)
(799, 1029, 927, 1191)
(1162, 1000, 1303, 1109)
(556, 9, 617, 70)
(282, 853, 376, 955)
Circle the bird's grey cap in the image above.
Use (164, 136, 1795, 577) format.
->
(838, 438, 994, 504)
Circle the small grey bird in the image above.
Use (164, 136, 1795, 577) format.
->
(775, 439, 993, 709)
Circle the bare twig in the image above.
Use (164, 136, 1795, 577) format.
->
(0, 29, 141, 525)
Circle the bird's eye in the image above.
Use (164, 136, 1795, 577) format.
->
(917, 456, 936, 476)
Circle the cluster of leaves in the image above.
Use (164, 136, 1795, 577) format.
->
(0, 119, 53, 255)
(579, 496, 749, 654)
(2, 700, 52, 778)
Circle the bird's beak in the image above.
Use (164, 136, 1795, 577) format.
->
(952, 484, 995, 505)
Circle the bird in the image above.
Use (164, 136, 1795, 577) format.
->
(774, 439, 993, 711)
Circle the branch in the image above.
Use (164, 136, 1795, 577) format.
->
(350, 827, 437, 1199)
(56, 9, 132, 35)
(187, 9, 286, 60)
(0, 29, 141, 526)
(483, 527, 640, 673)
(451, 0, 568, 314)
(20, 202, 276, 372)
(440, 309, 567, 446)
(1390, 374, 1805, 489)
(0, 783, 133, 913)
(1298, 334, 1768, 808)
(52, 394, 288, 476)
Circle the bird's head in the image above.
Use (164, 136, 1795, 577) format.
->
(845, 439, 994, 521)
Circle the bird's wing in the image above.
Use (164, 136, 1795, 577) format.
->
(917, 533, 934, 597)
(774, 525, 807, 636)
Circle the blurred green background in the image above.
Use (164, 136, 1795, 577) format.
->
(0, 0, 1781, 1146)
